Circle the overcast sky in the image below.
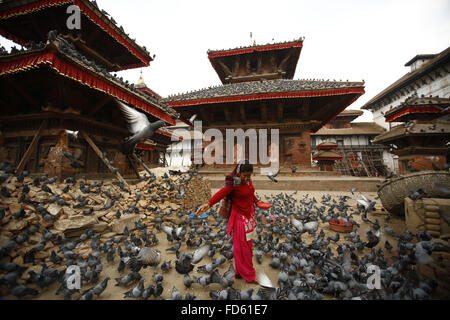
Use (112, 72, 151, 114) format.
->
(1, 0, 449, 122)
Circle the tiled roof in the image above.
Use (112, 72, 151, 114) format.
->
(0, 0, 153, 69)
(361, 46, 450, 111)
(384, 95, 450, 121)
(312, 150, 343, 159)
(163, 79, 364, 103)
(207, 38, 304, 56)
(373, 119, 450, 143)
(0, 32, 179, 120)
(312, 122, 386, 136)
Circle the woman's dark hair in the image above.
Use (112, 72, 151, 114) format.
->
(239, 160, 253, 173)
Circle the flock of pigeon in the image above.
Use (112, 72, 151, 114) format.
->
(163, 78, 364, 103)
(1, 157, 449, 300)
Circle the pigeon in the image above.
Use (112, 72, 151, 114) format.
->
(41, 184, 53, 194)
(384, 240, 393, 252)
(414, 241, 450, 265)
(118, 102, 166, 155)
(357, 194, 376, 213)
(408, 188, 426, 201)
(161, 223, 184, 241)
(169, 286, 182, 300)
(161, 260, 172, 273)
(290, 217, 304, 232)
(11, 285, 39, 298)
(183, 274, 194, 288)
(256, 271, 280, 300)
(166, 241, 182, 253)
(127, 247, 161, 272)
(141, 284, 155, 300)
(124, 278, 145, 299)
(266, 170, 279, 183)
(114, 271, 141, 286)
(92, 277, 110, 296)
(175, 252, 195, 275)
(187, 114, 197, 125)
(192, 244, 210, 264)
(365, 230, 380, 249)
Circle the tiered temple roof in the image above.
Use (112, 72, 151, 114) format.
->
(384, 95, 450, 123)
(207, 38, 304, 84)
(0, 34, 178, 124)
(0, 0, 153, 71)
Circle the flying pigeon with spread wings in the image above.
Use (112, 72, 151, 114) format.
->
(118, 101, 166, 155)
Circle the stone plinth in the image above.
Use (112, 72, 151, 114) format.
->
(405, 197, 450, 239)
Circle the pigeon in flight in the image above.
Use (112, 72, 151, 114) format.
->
(187, 114, 197, 125)
(118, 101, 166, 155)
(266, 170, 279, 183)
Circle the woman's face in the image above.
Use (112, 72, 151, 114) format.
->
(240, 171, 252, 185)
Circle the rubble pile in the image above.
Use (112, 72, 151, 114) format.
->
(0, 162, 210, 298)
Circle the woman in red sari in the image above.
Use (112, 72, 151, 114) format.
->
(195, 160, 271, 283)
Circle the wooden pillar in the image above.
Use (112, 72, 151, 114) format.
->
(224, 107, 232, 124)
(277, 103, 284, 122)
(261, 102, 268, 122)
(240, 105, 247, 123)
(257, 54, 262, 74)
(233, 56, 240, 77)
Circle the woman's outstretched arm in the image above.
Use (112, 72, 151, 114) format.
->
(195, 186, 233, 216)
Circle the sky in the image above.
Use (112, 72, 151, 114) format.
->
(1, 0, 449, 122)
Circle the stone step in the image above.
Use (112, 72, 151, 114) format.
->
(205, 175, 382, 192)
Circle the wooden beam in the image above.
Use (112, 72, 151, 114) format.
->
(80, 131, 129, 187)
(6, 78, 41, 110)
(278, 51, 293, 71)
(88, 95, 113, 116)
(131, 153, 152, 176)
(16, 120, 47, 173)
(64, 34, 121, 71)
(218, 60, 232, 76)
(126, 155, 141, 179)
(240, 105, 247, 123)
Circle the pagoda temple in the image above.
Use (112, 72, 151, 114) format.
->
(0, 0, 179, 180)
(373, 95, 450, 174)
(163, 38, 365, 169)
(312, 142, 342, 172)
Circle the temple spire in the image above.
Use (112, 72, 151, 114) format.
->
(137, 70, 146, 86)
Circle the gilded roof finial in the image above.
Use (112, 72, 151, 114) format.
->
(137, 70, 145, 85)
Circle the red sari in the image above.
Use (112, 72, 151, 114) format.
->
(208, 180, 258, 283)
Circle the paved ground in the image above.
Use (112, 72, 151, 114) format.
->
(30, 188, 408, 300)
